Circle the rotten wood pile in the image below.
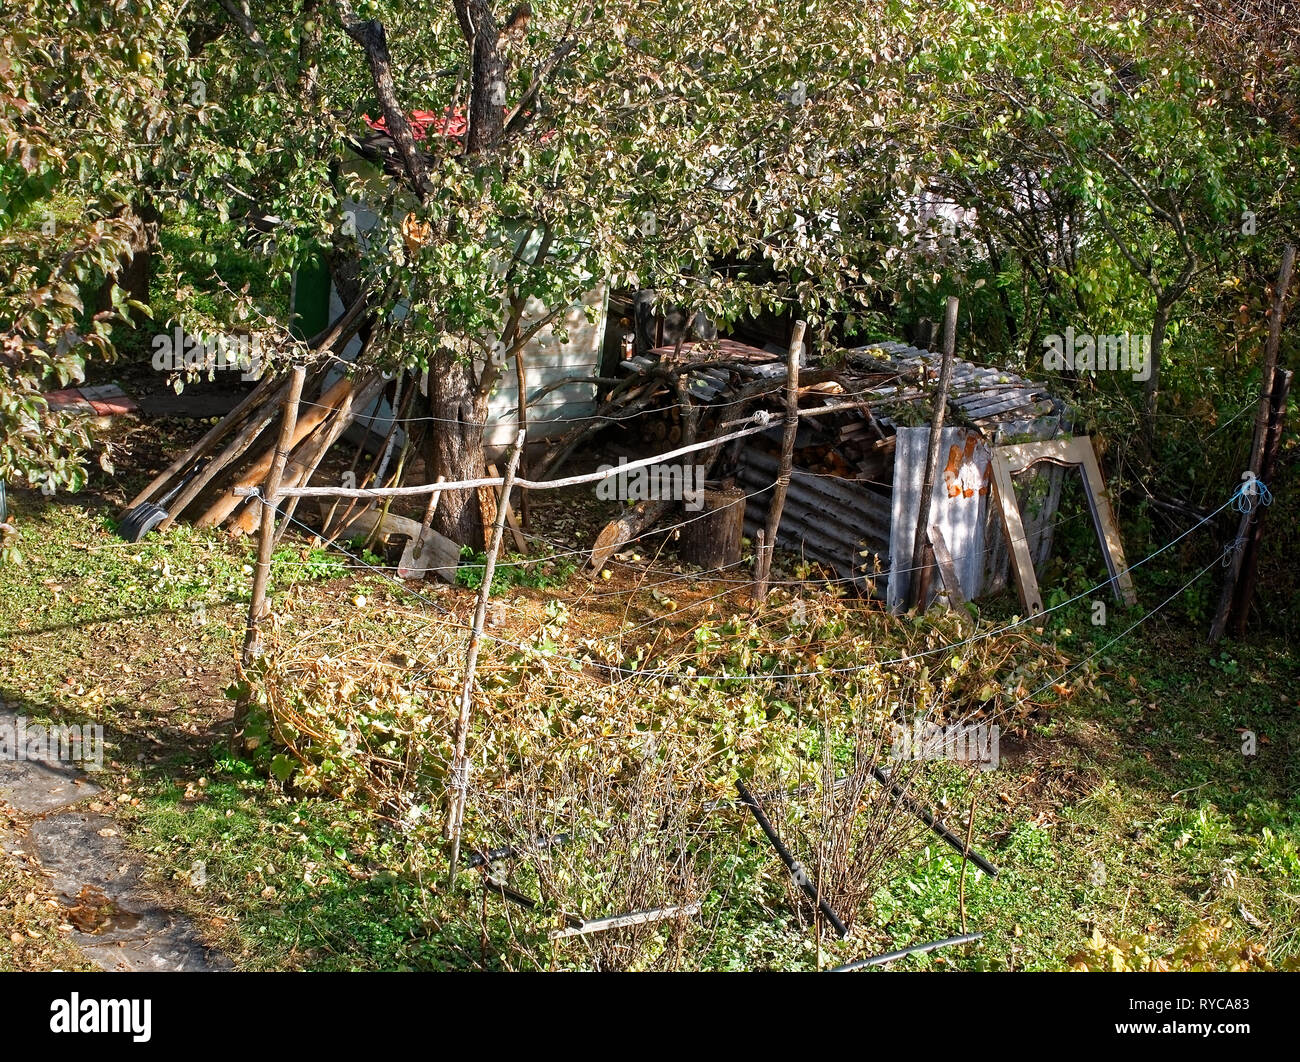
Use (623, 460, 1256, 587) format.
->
(579, 337, 1062, 583)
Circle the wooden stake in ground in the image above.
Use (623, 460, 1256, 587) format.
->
(1210, 243, 1295, 644)
(958, 785, 978, 935)
(270, 372, 388, 549)
(487, 462, 528, 554)
(753, 319, 806, 600)
(514, 345, 531, 531)
(242, 365, 307, 667)
(908, 296, 959, 609)
(446, 429, 526, 888)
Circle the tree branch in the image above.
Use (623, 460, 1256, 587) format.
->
(335, 1, 431, 199)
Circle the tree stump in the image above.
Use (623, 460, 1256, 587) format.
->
(678, 487, 745, 568)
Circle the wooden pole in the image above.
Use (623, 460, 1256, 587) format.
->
(446, 428, 526, 888)
(908, 296, 959, 609)
(242, 365, 307, 666)
(1210, 244, 1295, 643)
(514, 347, 531, 532)
(1230, 367, 1292, 636)
(754, 319, 806, 600)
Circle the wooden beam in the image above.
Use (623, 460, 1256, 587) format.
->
(927, 524, 966, 609)
(989, 436, 1136, 617)
(989, 452, 1044, 617)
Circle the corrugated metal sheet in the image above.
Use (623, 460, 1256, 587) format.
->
(887, 426, 994, 611)
(736, 447, 892, 593)
(614, 335, 1071, 606)
(727, 343, 1067, 608)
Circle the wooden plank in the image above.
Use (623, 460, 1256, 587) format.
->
(927, 524, 966, 609)
(990, 436, 1135, 611)
(1075, 440, 1137, 607)
(320, 503, 458, 583)
(989, 452, 1045, 617)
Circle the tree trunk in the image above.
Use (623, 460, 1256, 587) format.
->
(425, 348, 488, 548)
(463, 1, 505, 155)
(1144, 300, 1171, 438)
(97, 199, 158, 313)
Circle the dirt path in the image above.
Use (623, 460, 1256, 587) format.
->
(0, 708, 230, 972)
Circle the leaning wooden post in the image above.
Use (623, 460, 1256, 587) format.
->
(908, 296, 959, 609)
(754, 319, 806, 601)
(1231, 367, 1292, 636)
(514, 346, 532, 532)
(1210, 243, 1295, 643)
(446, 429, 526, 888)
(242, 365, 307, 666)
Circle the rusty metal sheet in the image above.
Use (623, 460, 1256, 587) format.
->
(887, 426, 995, 612)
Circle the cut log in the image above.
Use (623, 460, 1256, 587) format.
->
(678, 487, 745, 569)
(589, 499, 674, 574)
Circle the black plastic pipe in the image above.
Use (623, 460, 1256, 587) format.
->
(736, 779, 849, 939)
(465, 832, 573, 870)
(869, 766, 999, 878)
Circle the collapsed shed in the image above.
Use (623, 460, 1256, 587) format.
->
(615, 338, 1069, 610)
